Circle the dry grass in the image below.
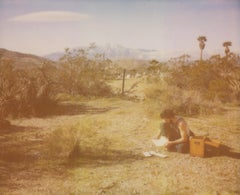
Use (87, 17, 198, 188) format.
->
(0, 78, 240, 195)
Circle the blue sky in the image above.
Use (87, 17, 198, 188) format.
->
(0, 0, 239, 58)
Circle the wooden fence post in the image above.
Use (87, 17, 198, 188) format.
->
(122, 69, 126, 96)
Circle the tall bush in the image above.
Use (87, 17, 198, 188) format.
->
(166, 53, 240, 103)
(0, 63, 58, 118)
(144, 53, 240, 116)
(144, 78, 219, 116)
(57, 47, 113, 96)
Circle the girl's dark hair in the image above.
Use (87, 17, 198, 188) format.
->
(160, 109, 175, 119)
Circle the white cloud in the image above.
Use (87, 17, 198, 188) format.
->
(9, 11, 89, 22)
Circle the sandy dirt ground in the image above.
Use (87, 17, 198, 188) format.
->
(0, 90, 240, 194)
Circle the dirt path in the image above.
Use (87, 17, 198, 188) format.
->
(0, 98, 240, 194)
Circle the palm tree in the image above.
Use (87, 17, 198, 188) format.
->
(223, 41, 232, 57)
(197, 36, 207, 61)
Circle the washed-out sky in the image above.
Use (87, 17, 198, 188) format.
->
(0, 0, 239, 57)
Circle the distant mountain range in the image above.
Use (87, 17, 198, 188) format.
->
(44, 44, 201, 61)
(1, 46, 233, 69)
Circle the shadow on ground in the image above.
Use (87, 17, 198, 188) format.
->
(53, 102, 118, 116)
(205, 145, 240, 159)
(0, 125, 41, 135)
(66, 148, 144, 168)
(0, 125, 43, 164)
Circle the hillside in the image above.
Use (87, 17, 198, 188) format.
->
(0, 48, 56, 68)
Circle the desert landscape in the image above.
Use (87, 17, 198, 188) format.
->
(0, 46, 240, 194)
(0, 0, 240, 194)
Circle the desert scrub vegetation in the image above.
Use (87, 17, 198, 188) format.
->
(45, 117, 111, 159)
(144, 53, 240, 117)
(0, 45, 115, 121)
(144, 78, 220, 117)
(0, 63, 58, 119)
(167, 53, 240, 103)
(57, 46, 114, 97)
